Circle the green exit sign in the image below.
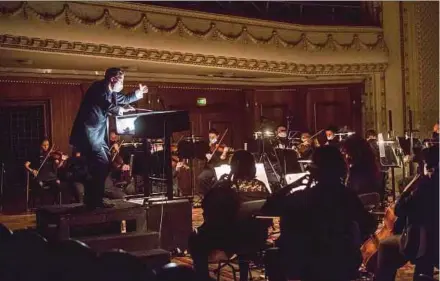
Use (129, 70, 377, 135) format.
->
(197, 97, 207, 106)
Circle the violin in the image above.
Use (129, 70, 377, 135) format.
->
(210, 143, 233, 154)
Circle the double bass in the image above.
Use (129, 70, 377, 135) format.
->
(360, 173, 421, 273)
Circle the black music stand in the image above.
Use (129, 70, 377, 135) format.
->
(274, 148, 302, 176)
(127, 110, 190, 200)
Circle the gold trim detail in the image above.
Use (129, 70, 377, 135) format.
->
(0, 2, 388, 53)
(0, 34, 388, 75)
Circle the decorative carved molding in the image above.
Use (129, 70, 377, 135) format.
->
(401, 2, 439, 137)
(0, 1, 388, 53)
(379, 72, 387, 132)
(0, 34, 388, 75)
(414, 2, 439, 136)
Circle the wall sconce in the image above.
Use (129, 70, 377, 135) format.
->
(254, 101, 258, 107)
(245, 101, 250, 108)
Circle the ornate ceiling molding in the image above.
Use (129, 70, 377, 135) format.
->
(0, 1, 388, 53)
(0, 34, 388, 75)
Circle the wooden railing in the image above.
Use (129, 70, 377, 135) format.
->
(136, 1, 381, 27)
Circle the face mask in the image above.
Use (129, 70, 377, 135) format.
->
(210, 138, 217, 144)
(278, 132, 287, 138)
(113, 81, 124, 92)
(327, 135, 334, 140)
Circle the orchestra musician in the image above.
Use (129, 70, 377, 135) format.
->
(24, 138, 62, 205)
(197, 128, 230, 195)
(375, 146, 439, 281)
(296, 132, 319, 159)
(69, 67, 147, 209)
(324, 126, 340, 148)
(189, 150, 270, 281)
(365, 129, 388, 201)
(341, 135, 382, 196)
(273, 125, 289, 149)
(59, 148, 88, 203)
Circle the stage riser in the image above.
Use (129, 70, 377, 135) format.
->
(80, 231, 160, 253)
(145, 198, 193, 251)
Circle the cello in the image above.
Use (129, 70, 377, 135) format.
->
(360, 173, 421, 273)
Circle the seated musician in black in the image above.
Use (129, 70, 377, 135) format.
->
(366, 129, 389, 200)
(24, 138, 62, 204)
(341, 135, 382, 196)
(324, 126, 340, 148)
(59, 148, 88, 203)
(273, 125, 289, 149)
(189, 150, 270, 281)
(297, 132, 319, 160)
(197, 128, 230, 195)
(375, 146, 439, 281)
(262, 146, 376, 281)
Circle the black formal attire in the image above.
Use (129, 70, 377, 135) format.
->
(367, 138, 388, 200)
(261, 180, 376, 281)
(189, 179, 270, 281)
(197, 144, 227, 195)
(376, 171, 439, 281)
(29, 150, 61, 205)
(325, 137, 340, 148)
(346, 165, 382, 196)
(60, 156, 88, 203)
(70, 80, 140, 208)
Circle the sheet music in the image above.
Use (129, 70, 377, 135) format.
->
(214, 163, 271, 193)
(378, 133, 386, 158)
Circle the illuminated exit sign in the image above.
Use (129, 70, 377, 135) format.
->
(197, 97, 207, 106)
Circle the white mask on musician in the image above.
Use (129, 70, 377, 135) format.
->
(278, 132, 287, 138)
(113, 81, 124, 92)
(210, 138, 217, 144)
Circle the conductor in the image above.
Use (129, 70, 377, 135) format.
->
(70, 68, 147, 209)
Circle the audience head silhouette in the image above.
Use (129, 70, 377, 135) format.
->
(230, 149, 256, 180)
(310, 146, 347, 184)
(341, 134, 379, 174)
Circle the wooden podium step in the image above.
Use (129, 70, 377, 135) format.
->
(80, 231, 159, 253)
(131, 248, 171, 268)
(36, 200, 146, 241)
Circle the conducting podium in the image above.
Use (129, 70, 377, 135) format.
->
(115, 110, 190, 199)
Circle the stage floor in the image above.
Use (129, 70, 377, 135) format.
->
(0, 207, 418, 281)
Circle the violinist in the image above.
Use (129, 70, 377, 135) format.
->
(205, 129, 231, 165)
(59, 148, 88, 203)
(197, 128, 230, 195)
(324, 126, 340, 148)
(24, 138, 62, 205)
(296, 132, 319, 159)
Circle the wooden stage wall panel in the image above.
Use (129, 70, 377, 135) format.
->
(0, 79, 363, 152)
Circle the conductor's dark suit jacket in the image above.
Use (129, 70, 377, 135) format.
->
(70, 80, 140, 152)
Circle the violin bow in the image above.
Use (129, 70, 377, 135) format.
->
(111, 140, 125, 162)
(207, 128, 229, 163)
(36, 144, 56, 175)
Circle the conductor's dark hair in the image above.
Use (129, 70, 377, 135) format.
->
(208, 128, 219, 135)
(104, 68, 124, 81)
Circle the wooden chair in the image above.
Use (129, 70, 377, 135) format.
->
(26, 171, 62, 211)
(208, 250, 253, 281)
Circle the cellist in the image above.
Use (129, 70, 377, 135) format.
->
(375, 146, 439, 281)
